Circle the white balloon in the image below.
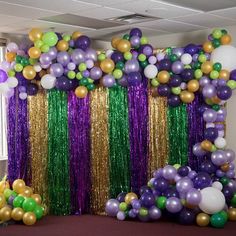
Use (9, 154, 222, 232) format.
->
(0, 82, 10, 95)
(206, 123, 215, 128)
(7, 77, 18, 88)
(144, 65, 158, 78)
(19, 92, 27, 100)
(106, 49, 114, 58)
(218, 130, 225, 137)
(41, 74, 56, 90)
(211, 45, 236, 71)
(199, 187, 225, 214)
(33, 64, 42, 72)
(181, 53, 192, 65)
(212, 181, 223, 191)
(214, 137, 227, 149)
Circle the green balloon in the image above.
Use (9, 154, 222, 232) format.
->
(194, 69, 203, 79)
(21, 57, 29, 66)
(221, 29, 228, 35)
(76, 72, 83, 80)
(34, 40, 44, 48)
(119, 202, 127, 211)
(140, 60, 148, 68)
(151, 79, 159, 87)
(170, 54, 178, 62)
(113, 69, 123, 79)
(220, 176, 230, 186)
(213, 62, 222, 72)
(34, 205, 44, 220)
(227, 80, 236, 89)
(198, 54, 207, 63)
(87, 78, 94, 84)
(212, 29, 222, 39)
(123, 34, 130, 40)
(67, 71, 76, 79)
(219, 210, 228, 221)
(41, 44, 50, 53)
(87, 83, 95, 91)
(22, 198, 37, 212)
(42, 32, 58, 47)
(14, 63, 23, 72)
(156, 196, 166, 209)
(212, 39, 221, 48)
(210, 213, 226, 228)
(63, 34, 71, 42)
(139, 207, 148, 216)
(98, 53, 106, 61)
(4, 189, 13, 200)
(116, 61, 124, 70)
(13, 195, 25, 208)
(231, 193, 236, 207)
(29, 58, 38, 65)
(171, 87, 181, 95)
(15, 55, 22, 63)
(138, 54, 146, 62)
(124, 52, 132, 60)
(210, 70, 219, 79)
(80, 78, 88, 86)
(212, 104, 220, 111)
(193, 62, 201, 70)
(140, 37, 148, 45)
(79, 63, 87, 72)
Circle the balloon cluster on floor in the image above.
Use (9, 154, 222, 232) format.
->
(0, 178, 45, 226)
(1, 27, 236, 102)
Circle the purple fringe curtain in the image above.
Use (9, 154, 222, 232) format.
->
(128, 79, 149, 193)
(68, 92, 91, 214)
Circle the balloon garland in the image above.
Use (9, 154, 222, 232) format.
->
(0, 177, 45, 225)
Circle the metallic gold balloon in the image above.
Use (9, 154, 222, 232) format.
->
(125, 192, 138, 205)
(201, 61, 213, 74)
(0, 193, 6, 208)
(0, 206, 12, 222)
(29, 28, 43, 42)
(28, 47, 41, 59)
(187, 80, 199, 92)
(75, 86, 88, 98)
(21, 186, 33, 198)
(211, 96, 221, 104)
(157, 71, 170, 84)
(12, 179, 26, 194)
(72, 31, 82, 40)
(31, 194, 42, 205)
(11, 207, 24, 221)
(0, 181, 10, 193)
(5, 52, 16, 62)
(56, 40, 69, 51)
(23, 65, 36, 80)
(219, 69, 230, 80)
(201, 140, 213, 151)
(228, 208, 236, 221)
(221, 163, 230, 172)
(196, 213, 210, 227)
(111, 37, 121, 48)
(23, 212, 36, 226)
(203, 41, 214, 53)
(117, 39, 131, 53)
(180, 91, 195, 103)
(100, 58, 115, 73)
(39, 69, 47, 78)
(221, 34, 232, 45)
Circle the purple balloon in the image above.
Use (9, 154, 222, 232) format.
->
(149, 206, 162, 220)
(40, 53, 51, 65)
(181, 69, 193, 82)
(141, 44, 153, 56)
(172, 47, 184, 58)
(117, 192, 126, 203)
(0, 69, 8, 83)
(169, 75, 182, 87)
(82, 70, 90, 78)
(130, 28, 142, 38)
(162, 165, 177, 180)
(227, 180, 236, 192)
(222, 186, 234, 201)
(188, 170, 197, 179)
(225, 149, 235, 162)
(192, 143, 206, 157)
(217, 85, 232, 100)
(8, 195, 15, 206)
(71, 49, 85, 65)
(186, 188, 202, 205)
(198, 104, 211, 115)
(218, 79, 226, 87)
(27, 83, 38, 96)
(75, 35, 91, 50)
(102, 74, 116, 87)
(111, 51, 124, 63)
(184, 44, 199, 55)
(171, 61, 184, 74)
(153, 168, 163, 178)
(56, 76, 76, 91)
(216, 169, 225, 177)
(159, 59, 172, 71)
(124, 59, 140, 73)
(215, 113, 226, 122)
(202, 84, 216, 98)
(48, 47, 58, 60)
(199, 76, 210, 87)
(166, 197, 183, 213)
(203, 109, 217, 122)
(117, 75, 128, 87)
(127, 71, 142, 86)
(85, 48, 97, 61)
(200, 160, 217, 174)
(57, 51, 70, 66)
(69, 39, 75, 48)
(152, 177, 169, 192)
(211, 150, 227, 166)
(90, 67, 102, 80)
(140, 192, 155, 208)
(105, 199, 120, 217)
(139, 186, 152, 195)
(157, 84, 171, 97)
(128, 209, 138, 218)
(167, 94, 181, 107)
(130, 35, 140, 47)
(19, 85, 26, 93)
(177, 166, 190, 177)
(230, 69, 236, 81)
(0, 61, 11, 72)
(131, 199, 141, 209)
(204, 127, 218, 141)
(226, 170, 235, 178)
(164, 188, 179, 198)
(67, 62, 76, 71)
(193, 172, 211, 189)
(178, 208, 196, 225)
(50, 63, 64, 77)
(176, 177, 193, 193)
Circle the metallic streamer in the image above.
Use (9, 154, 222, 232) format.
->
(128, 79, 148, 193)
(187, 93, 205, 170)
(7, 89, 31, 185)
(148, 94, 168, 178)
(167, 104, 188, 165)
(108, 86, 130, 198)
(48, 90, 70, 215)
(68, 91, 91, 215)
(90, 87, 109, 215)
(28, 91, 49, 206)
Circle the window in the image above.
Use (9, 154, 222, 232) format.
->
(0, 46, 7, 160)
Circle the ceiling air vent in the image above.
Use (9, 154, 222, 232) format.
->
(106, 14, 160, 24)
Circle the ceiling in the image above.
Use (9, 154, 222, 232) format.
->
(0, 0, 236, 41)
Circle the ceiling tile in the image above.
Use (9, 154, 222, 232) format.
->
(173, 13, 236, 28)
(0, 14, 28, 26)
(210, 7, 236, 20)
(75, 0, 133, 6)
(110, 0, 202, 19)
(136, 19, 207, 33)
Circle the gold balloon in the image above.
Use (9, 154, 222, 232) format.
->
(0, 180, 10, 193)
(0, 193, 6, 208)
(23, 212, 36, 226)
(211, 96, 221, 104)
(117, 39, 131, 53)
(111, 37, 121, 48)
(157, 71, 170, 84)
(125, 192, 138, 205)
(0, 206, 12, 222)
(180, 91, 195, 103)
(196, 213, 210, 227)
(11, 207, 24, 221)
(21, 186, 33, 198)
(201, 61, 213, 74)
(219, 69, 230, 80)
(23, 65, 36, 80)
(39, 69, 47, 78)
(31, 194, 42, 205)
(187, 79, 199, 92)
(5, 52, 16, 62)
(221, 34, 232, 45)
(56, 40, 69, 51)
(201, 140, 213, 151)
(28, 47, 41, 59)
(72, 31, 82, 40)
(203, 41, 214, 53)
(100, 58, 115, 73)
(12, 179, 26, 194)
(75, 86, 88, 98)
(228, 208, 236, 221)
(221, 163, 230, 172)
(29, 28, 43, 42)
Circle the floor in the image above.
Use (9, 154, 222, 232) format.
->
(0, 215, 235, 236)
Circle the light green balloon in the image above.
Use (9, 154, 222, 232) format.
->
(194, 69, 203, 79)
(140, 36, 148, 45)
(98, 53, 106, 61)
(67, 71, 76, 79)
(119, 202, 127, 211)
(227, 80, 236, 89)
(212, 29, 222, 39)
(138, 54, 146, 62)
(173, 164, 181, 169)
(198, 54, 207, 63)
(14, 63, 23, 72)
(76, 72, 83, 80)
(42, 32, 58, 46)
(113, 69, 123, 79)
(171, 87, 181, 95)
(139, 207, 148, 216)
(41, 44, 50, 53)
(63, 34, 71, 42)
(151, 79, 159, 87)
(78, 63, 87, 72)
(210, 70, 219, 79)
(124, 51, 132, 60)
(34, 40, 44, 48)
(8, 70, 15, 77)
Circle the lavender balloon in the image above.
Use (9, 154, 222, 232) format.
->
(171, 61, 184, 74)
(130, 35, 140, 47)
(90, 67, 102, 80)
(102, 74, 115, 87)
(118, 75, 128, 87)
(203, 109, 217, 123)
(162, 165, 177, 180)
(153, 168, 163, 178)
(176, 177, 193, 193)
(50, 63, 64, 77)
(85, 48, 97, 61)
(149, 206, 162, 220)
(105, 199, 119, 217)
(202, 84, 216, 98)
(192, 143, 206, 157)
(40, 53, 51, 65)
(124, 59, 139, 73)
(48, 47, 58, 60)
(199, 76, 210, 87)
(186, 188, 202, 205)
(225, 149, 235, 162)
(117, 211, 126, 221)
(71, 49, 85, 65)
(57, 51, 70, 66)
(172, 47, 184, 58)
(211, 150, 227, 166)
(166, 197, 183, 213)
(226, 170, 235, 178)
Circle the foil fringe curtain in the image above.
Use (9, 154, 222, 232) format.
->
(90, 87, 109, 214)
(28, 91, 48, 206)
(48, 90, 70, 215)
(108, 86, 130, 198)
(148, 94, 168, 178)
(68, 92, 91, 214)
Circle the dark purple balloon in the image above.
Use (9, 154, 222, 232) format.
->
(159, 59, 172, 71)
(193, 172, 212, 189)
(177, 166, 189, 177)
(222, 186, 234, 201)
(56, 76, 76, 91)
(127, 71, 142, 86)
(178, 208, 196, 225)
(8, 195, 15, 206)
(55, 32, 63, 41)
(27, 83, 38, 96)
(164, 188, 179, 198)
(75, 35, 91, 50)
(169, 75, 182, 87)
(217, 85, 232, 100)
(200, 160, 217, 174)
(130, 28, 142, 38)
(157, 84, 171, 97)
(111, 51, 124, 63)
(167, 94, 181, 107)
(198, 104, 211, 115)
(184, 44, 199, 55)
(204, 127, 218, 141)
(140, 192, 155, 208)
(181, 69, 194, 82)
(152, 177, 169, 192)
(230, 69, 236, 81)
(117, 192, 127, 203)
(117, 75, 128, 87)
(139, 186, 152, 195)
